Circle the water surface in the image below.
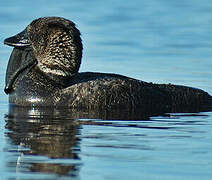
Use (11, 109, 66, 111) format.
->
(1, 1, 212, 179)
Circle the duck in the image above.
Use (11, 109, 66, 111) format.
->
(3, 17, 212, 114)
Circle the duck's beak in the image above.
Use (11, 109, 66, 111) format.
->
(4, 28, 31, 47)
(4, 28, 36, 94)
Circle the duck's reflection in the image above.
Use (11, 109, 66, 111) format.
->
(5, 105, 82, 177)
(5, 105, 156, 178)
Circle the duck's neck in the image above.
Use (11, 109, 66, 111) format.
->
(35, 26, 83, 87)
(35, 65, 72, 87)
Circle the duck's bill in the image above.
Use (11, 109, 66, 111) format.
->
(4, 29, 31, 47)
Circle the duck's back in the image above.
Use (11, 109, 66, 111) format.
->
(54, 72, 212, 113)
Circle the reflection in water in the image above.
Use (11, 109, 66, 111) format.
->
(5, 105, 82, 178)
(4, 105, 165, 179)
(4, 103, 211, 179)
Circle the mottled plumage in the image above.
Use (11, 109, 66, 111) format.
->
(4, 17, 212, 114)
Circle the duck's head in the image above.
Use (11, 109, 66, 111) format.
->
(4, 17, 83, 88)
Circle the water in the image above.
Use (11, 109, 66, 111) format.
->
(1, 0, 212, 179)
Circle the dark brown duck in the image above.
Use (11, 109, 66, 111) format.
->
(4, 17, 212, 114)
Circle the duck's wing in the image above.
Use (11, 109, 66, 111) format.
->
(56, 73, 170, 114)
(58, 72, 212, 113)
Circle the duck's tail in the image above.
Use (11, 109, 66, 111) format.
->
(155, 84, 212, 113)
(203, 95, 212, 112)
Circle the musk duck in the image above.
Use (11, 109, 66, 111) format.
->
(4, 17, 212, 114)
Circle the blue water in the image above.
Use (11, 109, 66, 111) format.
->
(1, 0, 212, 179)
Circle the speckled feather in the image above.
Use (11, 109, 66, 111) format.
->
(27, 17, 82, 84)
